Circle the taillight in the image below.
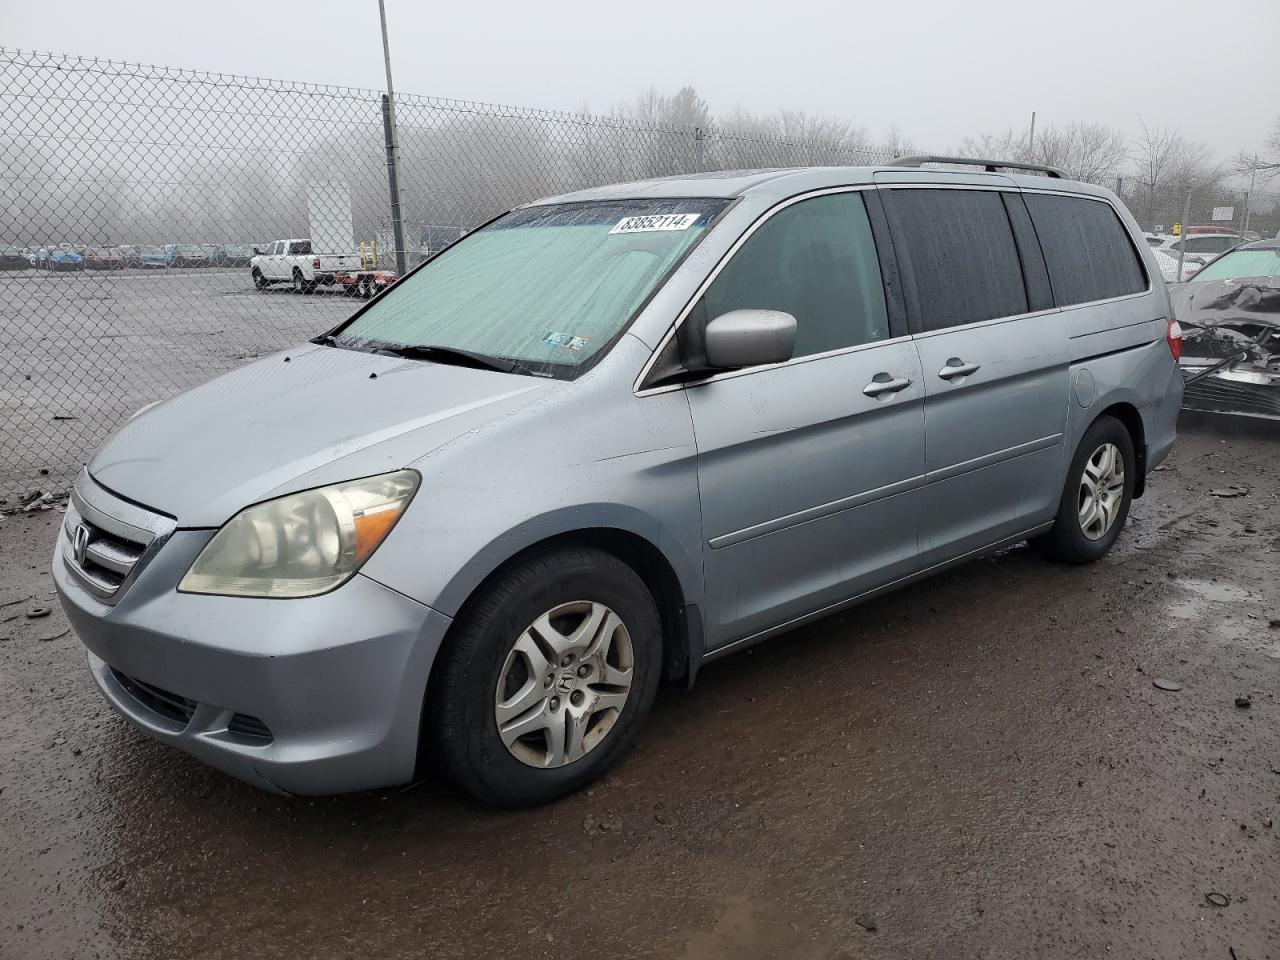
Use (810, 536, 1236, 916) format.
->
(312, 257, 321, 269)
(1166, 318, 1182, 361)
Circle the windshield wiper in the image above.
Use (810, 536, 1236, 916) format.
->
(370, 343, 532, 375)
(315, 335, 542, 376)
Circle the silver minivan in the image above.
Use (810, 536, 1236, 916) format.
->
(53, 158, 1184, 806)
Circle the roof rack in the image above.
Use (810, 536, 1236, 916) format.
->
(886, 154, 1066, 179)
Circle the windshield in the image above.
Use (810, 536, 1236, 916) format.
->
(1191, 248, 1280, 283)
(336, 199, 727, 377)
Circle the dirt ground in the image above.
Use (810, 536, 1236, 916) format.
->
(1, 415, 1277, 960)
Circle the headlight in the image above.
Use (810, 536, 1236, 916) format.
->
(179, 470, 419, 598)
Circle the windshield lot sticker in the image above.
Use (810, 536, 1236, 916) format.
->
(543, 332, 590, 351)
(609, 213, 700, 235)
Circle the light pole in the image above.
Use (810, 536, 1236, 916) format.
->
(378, 0, 408, 277)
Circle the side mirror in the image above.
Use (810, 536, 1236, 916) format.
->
(704, 309, 797, 370)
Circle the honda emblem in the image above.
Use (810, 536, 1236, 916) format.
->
(72, 523, 91, 566)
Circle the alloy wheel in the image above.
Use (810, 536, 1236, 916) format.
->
(1078, 442, 1124, 541)
(494, 600, 634, 768)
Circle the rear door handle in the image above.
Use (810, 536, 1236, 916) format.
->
(938, 359, 981, 381)
(863, 374, 913, 398)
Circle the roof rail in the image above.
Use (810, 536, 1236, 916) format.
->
(886, 154, 1066, 179)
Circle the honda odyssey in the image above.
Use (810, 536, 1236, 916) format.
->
(53, 157, 1183, 806)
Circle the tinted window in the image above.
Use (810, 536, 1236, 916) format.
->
(702, 192, 889, 358)
(289, 240, 313, 255)
(1184, 235, 1236, 254)
(1025, 194, 1146, 306)
(887, 189, 1028, 331)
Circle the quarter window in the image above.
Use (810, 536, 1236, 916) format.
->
(702, 192, 889, 358)
(886, 189, 1029, 332)
(1025, 194, 1147, 306)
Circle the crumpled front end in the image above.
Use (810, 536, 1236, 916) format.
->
(1176, 279, 1280, 421)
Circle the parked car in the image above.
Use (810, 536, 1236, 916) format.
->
(164, 243, 211, 268)
(117, 245, 142, 268)
(1157, 232, 1240, 259)
(36, 245, 85, 271)
(53, 159, 1182, 806)
(212, 243, 253, 267)
(1152, 248, 1209, 283)
(0, 244, 31, 270)
(85, 246, 126, 270)
(138, 245, 168, 269)
(250, 238, 361, 292)
(1170, 239, 1280, 420)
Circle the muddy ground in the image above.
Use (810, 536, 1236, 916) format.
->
(1, 416, 1278, 960)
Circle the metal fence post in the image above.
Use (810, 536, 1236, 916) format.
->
(377, 0, 408, 277)
(693, 127, 705, 174)
(381, 94, 408, 277)
(1176, 187, 1192, 280)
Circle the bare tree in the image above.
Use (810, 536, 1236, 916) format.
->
(1033, 122, 1129, 182)
(1131, 119, 1225, 224)
(959, 121, 1127, 182)
(880, 124, 919, 159)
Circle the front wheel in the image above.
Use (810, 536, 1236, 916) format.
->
(1032, 416, 1135, 564)
(430, 547, 663, 807)
(252, 269, 267, 290)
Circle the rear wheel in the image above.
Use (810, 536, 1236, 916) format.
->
(1032, 415, 1135, 563)
(430, 547, 662, 807)
(292, 269, 305, 294)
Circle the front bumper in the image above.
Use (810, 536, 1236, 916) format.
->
(52, 475, 452, 795)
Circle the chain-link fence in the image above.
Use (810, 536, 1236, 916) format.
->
(1, 49, 903, 503)
(3, 48, 1277, 504)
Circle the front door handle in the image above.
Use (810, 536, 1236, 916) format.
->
(863, 373, 913, 398)
(938, 358, 981, 381)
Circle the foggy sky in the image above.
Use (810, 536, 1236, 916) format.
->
(8, 0, 1278, 163)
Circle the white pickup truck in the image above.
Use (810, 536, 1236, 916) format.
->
(250, 239, 363, 294)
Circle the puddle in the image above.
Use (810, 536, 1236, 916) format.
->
(1166, 578, 1252, 620)
(1166, 578, 1278, 657)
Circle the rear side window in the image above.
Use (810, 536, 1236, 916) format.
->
(1025, 194, 1147, 306)
(289, 240, 313, 255)
(703, 192, 889, 358)
(885, 189, 1028, 332)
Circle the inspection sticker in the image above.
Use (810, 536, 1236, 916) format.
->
(609, 213, 700, 235)
(543, 331, 590, 351)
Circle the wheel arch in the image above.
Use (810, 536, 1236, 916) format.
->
(437, 525, 702, 689)
(1092, 401, 1147, 497)
(414, 524, 703, 777)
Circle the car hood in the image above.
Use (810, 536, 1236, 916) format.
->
(89, 344, 556, 526)
(1171, 277, 1280, 327)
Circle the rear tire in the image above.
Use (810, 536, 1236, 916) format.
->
(430, 547, 663, 808)
(1032, 415, 1135, 564)
(292, 270, 305, 294)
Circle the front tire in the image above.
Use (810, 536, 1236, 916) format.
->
(1032, 415, 1135, 563)
(430, 547, 663, 807)
(252, 268, 267, 290)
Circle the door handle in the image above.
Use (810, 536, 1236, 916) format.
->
(863, 374, 913, 398)
(938, 358, 981, 381)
